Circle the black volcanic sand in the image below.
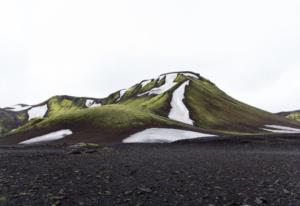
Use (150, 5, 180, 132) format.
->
(1, 135, 300, 206)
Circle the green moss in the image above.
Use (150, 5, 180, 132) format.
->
(47, 98, 82, 117)
(15, 104, 187, 134)
(139, 79, 156, 93)
(121, 92, 171, 117)
(287, 113, 300, 121)
(100, 91, 119, 104)
(7, 72, 300, 138)
(184, 78, 290, 134)
(122, 85, 140, 100)
(12, 118, 45, 134)
(157, 76, 165, 86)
(17, 113, 27, 122)
(175, 74, 188, 82)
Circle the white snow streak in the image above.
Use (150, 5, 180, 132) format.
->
(117, 89, 127, 101)
(20, 129, 73, 144)
(263, 125, 300, 133)
(141, 80, 152, 88)
(168, 81, 194, 125)
(28, 105, 48, 120)
(181, 73, 199, 79)
(85, 99, 94, 107)
(123, 128, 215, 143)
(86, 99, 102, 108)
(139, 73, 178, 96)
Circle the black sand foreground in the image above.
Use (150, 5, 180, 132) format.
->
(1, 135, 300, 206)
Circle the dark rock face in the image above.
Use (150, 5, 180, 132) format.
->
(0, 109, 24, 136)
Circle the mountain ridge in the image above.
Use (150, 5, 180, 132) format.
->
(1, 71, 300, 144)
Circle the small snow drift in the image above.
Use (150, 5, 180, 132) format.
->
(123, 128, 215, 143)
(117, 89, 127, 101)
(181, 73, 199, 79)
(6, 104, 31, 112)
(20, 129, 73, 144)
(168, 81, 194, 125)
(85, 99, 94, 107)
(141, 79, 152, 88)
(86, 99, 102, 108)
(28, 105, 48, 120)
(139, 73, 178, 96)
(263, 125, 300, 133)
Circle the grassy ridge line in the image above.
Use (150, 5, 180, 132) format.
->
(186, 78, 300, 133)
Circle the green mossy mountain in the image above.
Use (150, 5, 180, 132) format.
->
(1, 71, 300, 144)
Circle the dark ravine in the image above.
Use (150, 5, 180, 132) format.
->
(1, 134, 300, 206)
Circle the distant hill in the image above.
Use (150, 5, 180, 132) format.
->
(277, 110, 300, 122)
(1, 71, 300, 144)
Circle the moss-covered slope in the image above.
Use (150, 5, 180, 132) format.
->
(1, 71, 300, 144)
(116, 72, 300, 134)
(2, 105, 209, 144)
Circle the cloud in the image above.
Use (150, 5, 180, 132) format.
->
(0, 0, 300, 112)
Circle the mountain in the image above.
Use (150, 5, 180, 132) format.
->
(277, 110, 300, 122)
(1, 71, 300, 144)
(0, 108, 26, 135)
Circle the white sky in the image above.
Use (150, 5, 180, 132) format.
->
(0, 0, 300, 113)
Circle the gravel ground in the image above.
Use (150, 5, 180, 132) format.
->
(1, 136, 300, 206)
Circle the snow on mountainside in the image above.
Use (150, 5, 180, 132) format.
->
(138, 73, 178, 96)
(141, 80, 152, 88)
(20, 129, 73, 144)
(5, 104, 31, 112)
(28, 105, 48, 120)
(85, 99, 102, 108)
(123, 128, 215, 143)
(1, 71, 300, 144)
(117, 90, 127, 102)
(262, 125, 300, 133)
(168, 80, 194, 125)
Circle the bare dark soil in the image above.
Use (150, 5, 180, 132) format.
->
(1, 135, 300, 206)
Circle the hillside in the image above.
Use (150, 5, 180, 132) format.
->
(277, 110, 300, 122)
(0, 109, 26, 136)
(1, 71, 300, 144)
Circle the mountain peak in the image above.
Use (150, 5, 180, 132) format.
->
(160, 71, 200, 78)
(1, 71, 300, 144)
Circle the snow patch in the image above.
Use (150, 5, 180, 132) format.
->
(20, 129, 73, 144)
(263, 125, 300, 133)
(181, 73, 199, 79)
(28, 105, 48, 120)
(85, 99, 94, 107)
(86, 99, 102, 108)
(139, 73, 178, 96)
(6, 104, 31, 112)
(141, 80, 152, 88)
(158, 75, 165, 81)
(123, 128, 215, 143)
(168, 81, 194, 125)
(117, 89, 127, 101)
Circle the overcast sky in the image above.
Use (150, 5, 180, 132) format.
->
(0, 0, 300, 112)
